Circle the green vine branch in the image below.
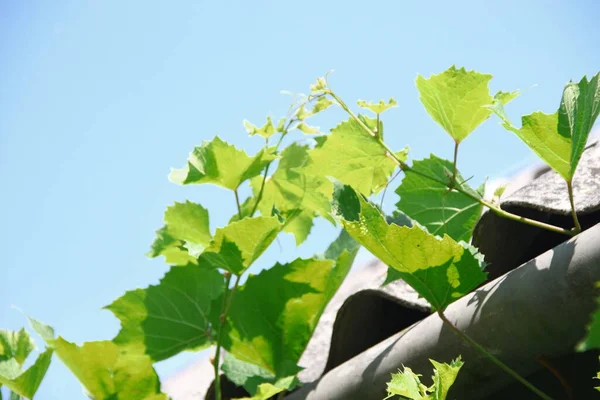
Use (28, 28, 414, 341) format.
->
(325, 89, 577, 237)
(566, 180, 582, 233)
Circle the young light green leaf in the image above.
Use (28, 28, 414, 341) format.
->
(169, 137, 277, 190)
(384, 357, 463, 400)
(0, 329, 35, 365)
(250, 144, 334, 245)
(223, 235, 359, 379)
(0, 348, 52, 399)
(558, 72, 600, 178)
(244, 117, 277, 139)
(384, 366, 426, 399)
(147, 225, 197, 266)
(160, 201, 212, 258)
(430, 357, 464, 400)
(201, 216, 282, 275)
(395, 155, 483, 242)
(311, 97, 333, 114)
(310, 77, 327, 93)
(300, 117, 399, 196)
(297, 122, 320, 134)
(493, 184, 507, 199)
(106, 266, 225, 361)
(416, 66, 494, 143)
(357, 98, 398, 114)
(489, 99, 571, 179)
(333, 183, 486, 310)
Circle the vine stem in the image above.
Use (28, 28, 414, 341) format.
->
(451, 140, 459, 186)
(566, 180, 582, 233)
(437, 310, 553, 400)
(213, 274, 241, 400)
(326, 90, 575, 237)
(234, 189, 243, 220)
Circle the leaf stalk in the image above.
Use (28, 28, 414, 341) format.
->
(566, 180, 582, 234)
(437, 310, 553, 400)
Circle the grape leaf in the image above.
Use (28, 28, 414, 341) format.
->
(558, 72, 600, 179)
(332, 183, 486, 310)
(222, 230, 359, 378)
(395, 155, 483, 242)
(384, 357, 463, 400)
(416, 66, 494, 143)
(244, 117, 277, 139)
(147, 225, 196, 266)
(164, 201, 211, 250)
(233, 376, 298, 400)
(251, 144, 334, 245)
(169, 137, 277, 190)
(300, 117, 400, 196)
(201, 216, 282, 275)
(0, 329, 35, 365)
(106, 266, 225, 361)
(488, 74, 600, 181)
(221, 353, 275, 395)
(357, 98, 398, 114)
(0, 348, 52, 399)
(311, 97, 333, 114)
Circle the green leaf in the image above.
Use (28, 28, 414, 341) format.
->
(488, 76, 600, 181)
(164, 201, 211, 249)
(223, 233, 359, 378)
(430, 357, 464, 400)
(0, 349, 52, 399)
(169, 137, 277, 190)
(489, 101, 570, 179)
(244, 117, 277, 139)
(577, 283, 600, 352)
(311, 97, 333, 114)
(201, 216, 282, 275)
(301, 117, 399, 196)
(395, 155, 483, 242)
(0, 329, 35, 365)
(296, 122, 320, 134)
(147, 225, 196, 266)
(416, 66, 494, 143)
(333, 183, 486, 310)
(233, 376, 298, 400)
(558, 72, 600, 178)
(221, 353, 275, 395)
(310, 77, 327, 93)
(384, 366, 427, 399)
(384, 358, 463, 400)
(251, 144, 334, 245)
(357, 98, 398, 114)
(384, 357, 463, 400)
(106, 266, 225, 361)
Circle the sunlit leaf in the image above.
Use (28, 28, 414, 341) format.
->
(301, 117, 399, 196)
(333, 183, 486, 310)
(384, 357, 463, 400)
(416, 66, 494, 143)
(558, 72, 600, 178)
(169, 137, 277, 190)
(311, 97, 333, 114)
(297, 122, 320, 134)
(244, 117, 277, 139)
(233, 376, 298, 400)
(201, 216, 282, 275)
(0, 329, 35, 365)
(106, 267, 225, 361)
(395, 155, 483, 242)
(223, 230, 359, 378)
(147, 225, 196, 266)
(357, 98, 398, 114)
(251, 144, 334, 245)
(0, 349, 52, 399)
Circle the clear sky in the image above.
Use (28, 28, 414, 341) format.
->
(1, 1, 599, 398)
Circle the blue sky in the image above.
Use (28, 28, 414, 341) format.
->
(1, 0, 599, 398)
